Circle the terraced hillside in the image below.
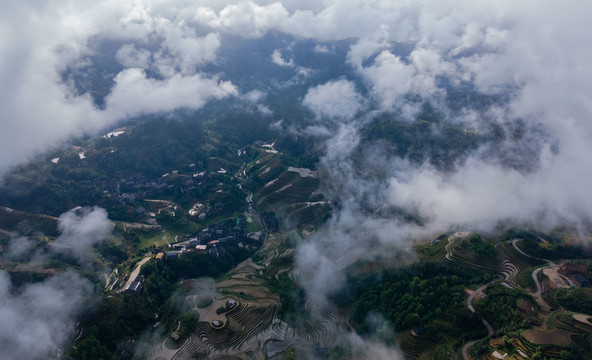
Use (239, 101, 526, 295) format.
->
(398, 330, 438, 359)
(243, 149, 330, 228)
(0, 206, 59, 236)
(497, 242, 545, 289)
(443, 233, 519, 284)
(521, 311, 592, 359)
(150, 256, 340, 360)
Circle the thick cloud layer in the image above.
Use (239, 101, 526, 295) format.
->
(105, 69, 237, 119)
(303, 79, 363, 120)
(0, 206, 110, 359)
(3, 1, 592, 357)
(3, 0, 591, 175)
(0, 0, 241, 173)
(0, 270, 93, 360)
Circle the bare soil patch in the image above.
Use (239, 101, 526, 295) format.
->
(523, 328, 573, 345)
(573, 313, 592, 325)
(543, 267, 572, 289)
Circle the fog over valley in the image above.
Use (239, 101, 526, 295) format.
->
(1, 1, 592, 359)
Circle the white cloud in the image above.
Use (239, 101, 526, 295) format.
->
(53, 206, 112, 263)
(302, 125, 332, 137)
(155, 27, 221, 75)
(2, 2, 592, 345)
(346, 25, 391, 70)
(0, 270, 94, 360)
(313, 44, 330, 53)
(0, 0, 590, 248)
(105, 68, 237, 119)
(389, 131, 592, 234)
(270, 49, 294, 67)
(257, 104, 273, 116)
(361, 50, 441, 110)
(241, 89, 266, 103)
(116, 44, 152, 69)
(213, 2, 290, 38)
(303, 79, 363, 120)
(0, 0, 239, 174)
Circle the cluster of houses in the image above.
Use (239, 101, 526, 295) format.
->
(151, 216, 266, 261)
(91, 164, 209, 214)
(154, 251, 180, 261)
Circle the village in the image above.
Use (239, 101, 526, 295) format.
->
(155, 215, 267, 261)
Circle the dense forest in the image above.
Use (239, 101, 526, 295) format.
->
(348, 262, 492, 336)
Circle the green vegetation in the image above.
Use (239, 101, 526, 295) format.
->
(267, 272, 306, 323)
(466, 234, 496, 257)
(516, 268, 536, 289)
(178, 310, 200, 338)
(0, 106, 278, 220)
(344, 262, 492, 359)
(477, 284, 538, 334)
(349, 262, 491, 333)
(469, 338, 493, 359)
(415, 237, 449, 262)
(243, 148, 328, 229)
(516, 234, 580, 260)
(3, 83, 592, 360)
(244, 216, 263, 233)
(196, 294, 214, 308)
(556, 288, 592, 314)
(497, 241, 544, 289)
(137, 229, 175, 249)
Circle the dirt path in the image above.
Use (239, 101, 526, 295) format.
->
(119, 256, 150, 292)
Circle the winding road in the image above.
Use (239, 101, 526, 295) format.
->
(462, 340, 479, 360)
(511, 239, 555, 266)
(511, 239, 556, 310)
(461, 239, 560, 359)
(461, 280, 496, 360)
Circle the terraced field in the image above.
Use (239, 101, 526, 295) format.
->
(150, 256, 340, 360)
(398, 330, 438, 359)
(497, 242, 545, 289)
(152, 299, 340, 360)
(0, 206, 59, 235)
(477, 311, 592, 360)
(513, 334, 575, 360)
(444, 233, 519, 284)
(245, 151, 329, 228)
